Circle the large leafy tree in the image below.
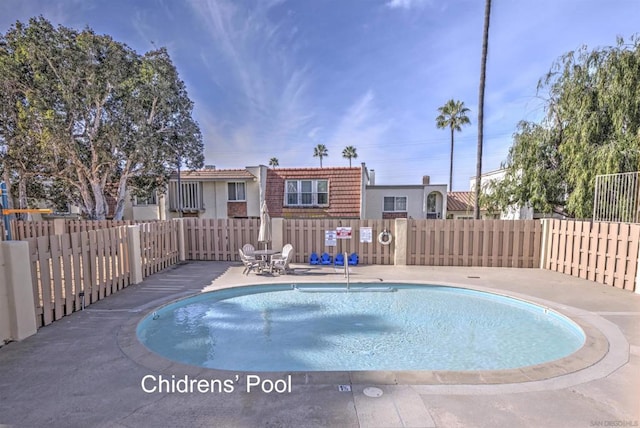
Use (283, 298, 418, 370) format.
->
(485, 37, 640, 218)
(313, 144, 328, 168)
(0, 17, 204, 219)
(436, 99, 471, 191)
(342, 146, 357, 167)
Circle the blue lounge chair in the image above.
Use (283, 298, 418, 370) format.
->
(309, 252, 320, 265)
(348, 252, 359, 266)
(320, 252, 332, 265)
(334, 253, 345, 266)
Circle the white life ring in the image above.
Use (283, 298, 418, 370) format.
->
(378, 230, 393, 245)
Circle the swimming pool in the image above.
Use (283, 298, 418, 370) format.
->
(136, 283, 585, 372)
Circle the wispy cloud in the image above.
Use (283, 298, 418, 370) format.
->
(186, 0, 312, 159)
(324, 90, 392, 166)
(385, 0, 432, 10)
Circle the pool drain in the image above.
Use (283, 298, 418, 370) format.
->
(363, 387, 383, 398)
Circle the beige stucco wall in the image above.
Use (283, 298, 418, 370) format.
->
(364, 186, 425, 219)
(364, 184, 448, 219)
(0, 244, 11, 344)
(0, 241, 37, 342)
(132, 205, 161, 220)
(183, 178, 261, 219)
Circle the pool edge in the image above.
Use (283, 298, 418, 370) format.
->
(117, 280, 626, 392)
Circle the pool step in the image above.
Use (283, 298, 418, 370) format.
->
(294, 285, 396, 293)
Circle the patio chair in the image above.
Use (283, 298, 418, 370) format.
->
(242, 243, 256, 257)
(334, 253, 345, 267)
(320, 252, 332, 265)
(309, 252, 320, 265)
(348, 252, 359, 266)
(239, 249, 264, 275)
(270, 244, 292, 264)
(271, 245, 294, 275)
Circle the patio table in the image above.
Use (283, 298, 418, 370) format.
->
(252, 249, 281, 272)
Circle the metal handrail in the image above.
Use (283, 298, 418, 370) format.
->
(344, 251, 350, 291)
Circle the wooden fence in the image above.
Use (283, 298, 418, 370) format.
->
(284, 218, 395, 265)
(184, 218, 261, 261)
(408, 219, 541, 267)
(10, 220, 54, 240)
(140, 221, 179, 277)
(8, 219, 142, 240)
(6, 218, 638, 327)
(66, 220, 137, 233)
(182, 218, 396, 265)
(26, 227, 131, 328)
(544, 219, 640, 291)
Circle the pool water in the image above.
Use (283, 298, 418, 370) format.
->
(136, 284, 585, 372)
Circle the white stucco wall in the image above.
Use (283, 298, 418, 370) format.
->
(363, 186, 423, 219)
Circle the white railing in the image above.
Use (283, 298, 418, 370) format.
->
(593, 172, 639, 223)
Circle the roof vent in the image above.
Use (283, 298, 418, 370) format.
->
(422, 175, 430, 185)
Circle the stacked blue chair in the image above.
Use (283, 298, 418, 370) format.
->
(320, 252, 333, 265)
(309, 252, 320, 265)
(348, 252, 359, 266)
(334, 253, 345, 266)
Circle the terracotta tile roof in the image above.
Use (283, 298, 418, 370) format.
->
(169, 169, 255, 180)
(266, 167, 362, 218)
(447, 191, 475, 212)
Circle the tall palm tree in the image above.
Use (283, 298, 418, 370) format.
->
(313, 144, 328, 168)
(342, 146, 358, 167)
(436, 99, 471, 191)
(269, 157, 279, 168)
(475, 0, 492, 219)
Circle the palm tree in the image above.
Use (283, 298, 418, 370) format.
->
(342, 146, 358, 167)
(269, 157, 279, 168)
(474, 0, 492, 219)
(313, 144, 328, 167)
(436, 99, 471, 192)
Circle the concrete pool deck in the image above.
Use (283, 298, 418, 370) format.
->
(0, 261, 639, 427)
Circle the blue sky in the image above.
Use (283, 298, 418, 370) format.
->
(1, 0, 638, 190)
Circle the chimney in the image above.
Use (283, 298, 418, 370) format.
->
(204, 165, 216, 170)
(422, 175, 430, 185)
(369, 169, 375, 185)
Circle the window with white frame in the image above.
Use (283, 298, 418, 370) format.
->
(383, 196, 407, 212)
(285, 179, 329, 206)
(227, 182, 246, 201)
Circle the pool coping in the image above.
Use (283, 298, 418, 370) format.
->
(116, 279, 628, 393)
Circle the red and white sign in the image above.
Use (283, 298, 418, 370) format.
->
(336, 227, 352, 239)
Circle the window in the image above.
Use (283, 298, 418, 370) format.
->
(169, 181, 203, 211)
(383, 196, 407, 212)
(228, 182, 246, 201)
(285, 179, 329, 206)
(427, 193, 436, 213)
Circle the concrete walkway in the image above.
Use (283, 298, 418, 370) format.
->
(0, 262, 638, 428)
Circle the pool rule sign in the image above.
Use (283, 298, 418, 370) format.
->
(325, 230, 337, 246)
(336, 227, 352, 239)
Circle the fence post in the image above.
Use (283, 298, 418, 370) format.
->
(0, 241, 37, 341)
(127, 225, 143, 284)
(272, 217, 285, 251)
(394, 218, 408, 266)
(52, 218, 66, 235)
(174, 218, 185, 262)
(635, 242, 640, 294)
(539, 219, 549, 270)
